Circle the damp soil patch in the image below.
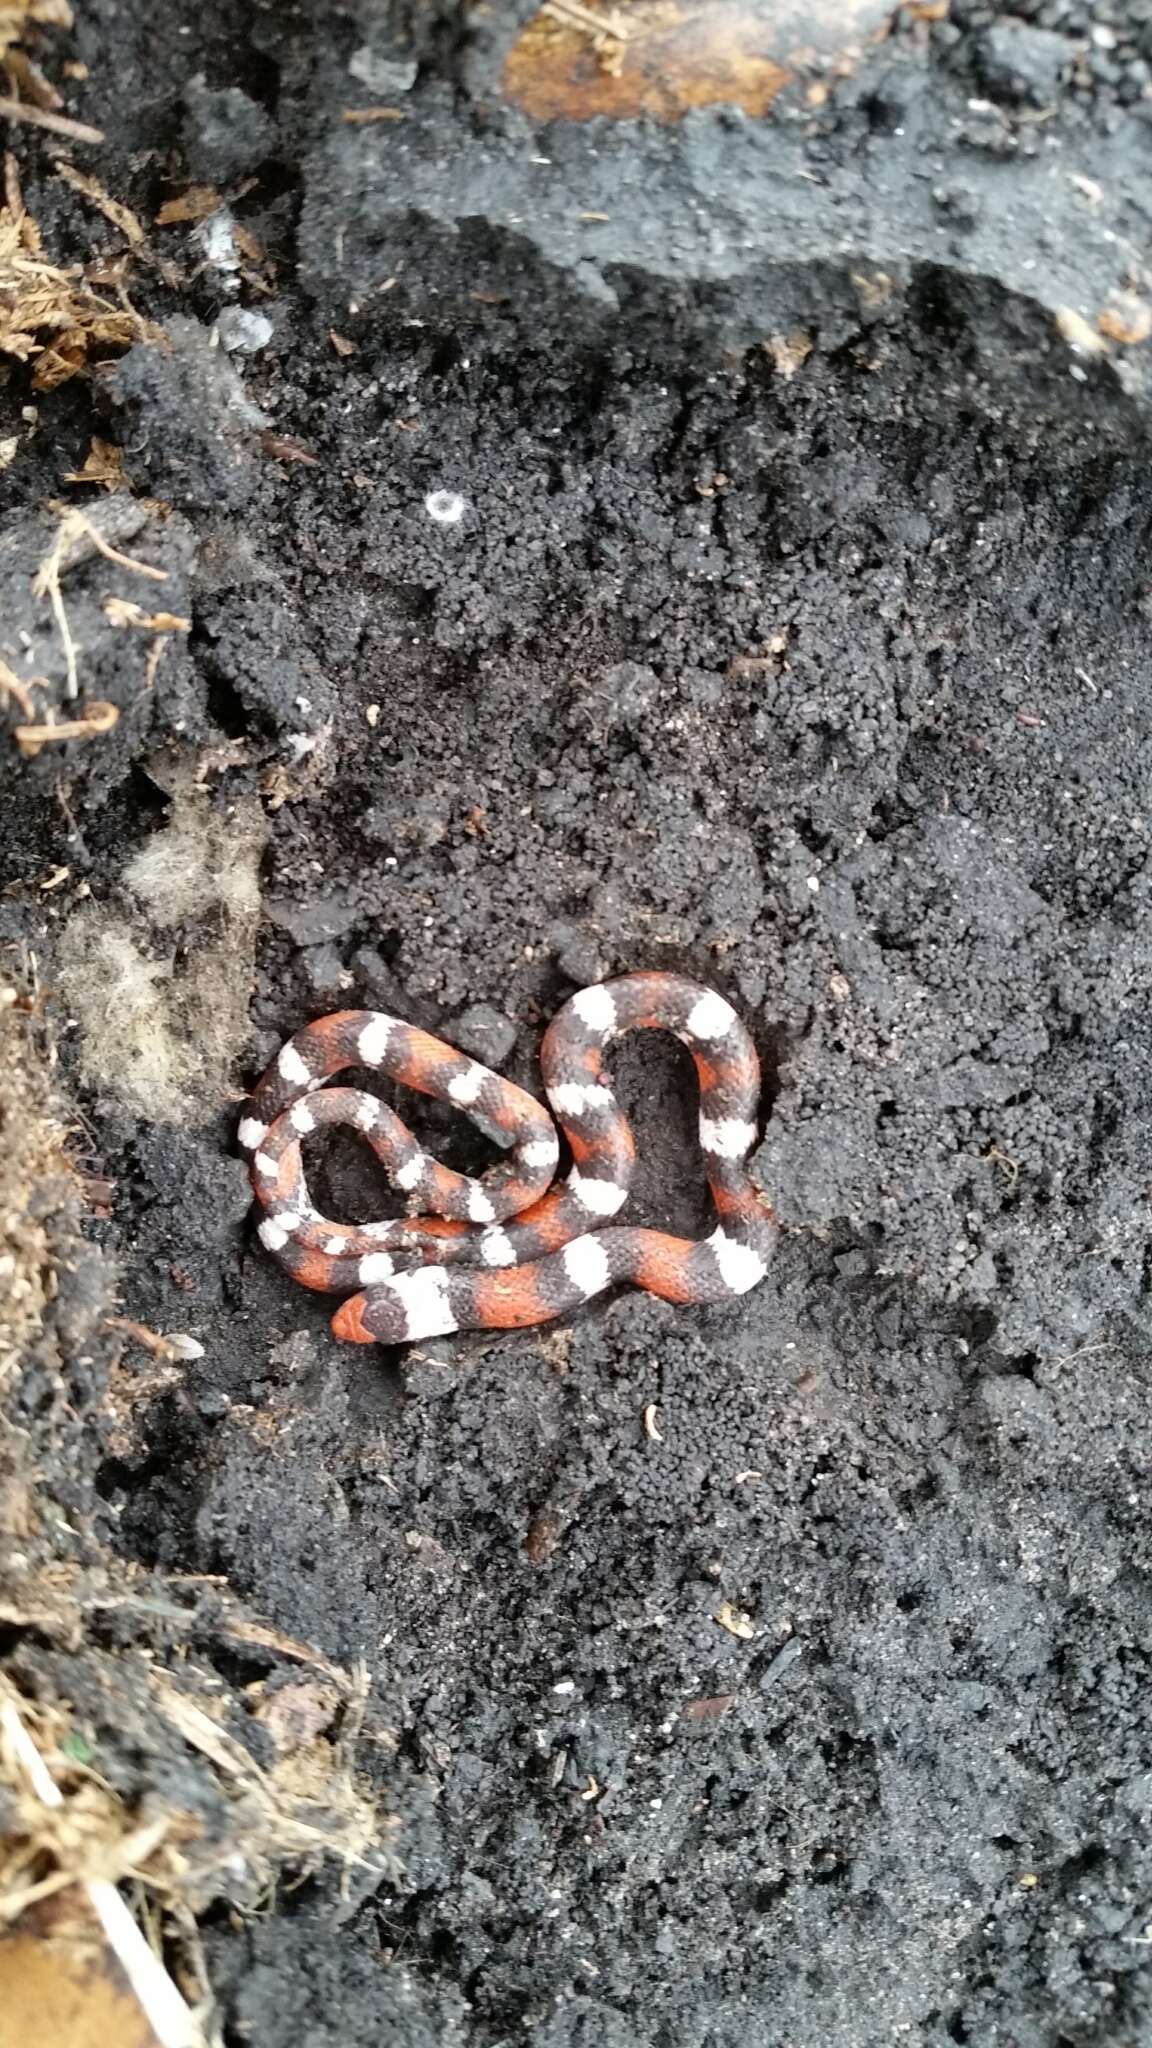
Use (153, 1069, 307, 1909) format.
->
(2, 4, 1152, 2047)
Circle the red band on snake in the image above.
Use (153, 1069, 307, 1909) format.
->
(239, 972, 775, 1345)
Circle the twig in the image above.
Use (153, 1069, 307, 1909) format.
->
(32, 509, 168, 698)
(542, 0, 630, 38)
(0, 1694, 202, 2048)
(31, 524, 78, 697)
(142, 635, 168, 689)
(14, 700, 118, 757)
(0, 655, 37, 720)
(104, 598, 189, 631)
(4, 147, 23, 218)
(54, 160, 146, 245)
(104, 1314, 203, 1361)
(0, 96, 104, 145)
(67, 512, 168, 582)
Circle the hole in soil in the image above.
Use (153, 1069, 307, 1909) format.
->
(241, 159, 301, 206)
(204, 665, 251, 740)
(1060, 1844, 1106, 1881)
(212, 41, 281, 112)
(792, 817, 831, 856)
(858, 88, 904, 135)
(1003, 1353, 1039, 1381)
(961, 1307, 999, 1350)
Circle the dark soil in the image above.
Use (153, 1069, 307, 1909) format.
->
(5, 2, 1152, 2044)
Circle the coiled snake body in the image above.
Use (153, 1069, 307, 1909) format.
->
(240, 972, 775, 1345)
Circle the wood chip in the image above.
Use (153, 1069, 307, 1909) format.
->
(3, 0, 75, 29)
(154, 185, 222, 226)
(1098, 292, 1152, 346)
(63, 435, 128, 490)
(260, 430, 319, 466)
(329, 329, 357, 356)
(341, 106, 408, 123)
(714, 1600, 756, 1641)
(525, 1508, 563, 1565)
(681, 1693, 735, 1721)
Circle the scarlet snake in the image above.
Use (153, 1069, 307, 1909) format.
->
(240, 972, 776, 1345)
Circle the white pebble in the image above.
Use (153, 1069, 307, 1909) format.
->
(164, 1334, 205, 1360)
(424, 490, 467, 526)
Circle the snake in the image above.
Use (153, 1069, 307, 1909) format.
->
(239, 972, 776, 1345)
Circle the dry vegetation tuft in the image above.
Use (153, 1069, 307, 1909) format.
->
(0, 982, 395, 2038)
(0, 156, 158, 388)
(0, 0, 73, 77)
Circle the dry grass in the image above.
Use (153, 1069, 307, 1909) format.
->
(0, 0, 72, 72)
(0, 1652, 390, 1927)
(0, 5, 103, 140)
(0, 157, 158, 389)
(0, 1679, 181, 1927)
(0, 987, 395, 2033)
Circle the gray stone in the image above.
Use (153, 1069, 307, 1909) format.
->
(975, 24, 1071, 104)
(451, 1004, 517, 1066)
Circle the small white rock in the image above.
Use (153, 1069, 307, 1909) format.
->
(165, 1334, 205, 1360)
(196, 207, 241, 273)
(349, 46, 418, 95)
(424, 489, 467, 527)
(217, 307, 274, 354)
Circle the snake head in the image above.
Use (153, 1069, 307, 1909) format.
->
(331, 1267, 459, 1346)
(330, 1291, 378, 1344)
